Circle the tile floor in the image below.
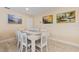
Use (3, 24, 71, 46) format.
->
(0, 38, 17, 52)
(0, 37, 79, 52)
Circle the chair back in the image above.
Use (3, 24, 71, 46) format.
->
(21, 32, 27, 45)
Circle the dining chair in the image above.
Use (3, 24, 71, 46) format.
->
(16, 31, 22, 52)
(20, 32, 28, 52)
(35, 29, 48, 52)
(40, 30, 48, 52)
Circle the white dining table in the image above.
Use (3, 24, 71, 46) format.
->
(22, 30, 41, 52)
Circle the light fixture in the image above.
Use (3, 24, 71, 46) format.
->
(25, 8, 29, 11)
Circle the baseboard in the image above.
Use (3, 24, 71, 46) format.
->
(50, 38, 79, 48)
(0, 37, 15, 43)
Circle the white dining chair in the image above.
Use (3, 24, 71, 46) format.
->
(40, 30, 48, 52)
(20, 32, 28, 52)
(16, 31, 22, 52)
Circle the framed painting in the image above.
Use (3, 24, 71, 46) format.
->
(56, 11, 75, 23)
(8, 14, 22, 24)
(42, 15, 53, 24)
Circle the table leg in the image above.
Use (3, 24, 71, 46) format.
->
(31, 37, 35, 52)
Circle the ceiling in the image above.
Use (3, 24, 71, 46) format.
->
(6, 7, 55, 16)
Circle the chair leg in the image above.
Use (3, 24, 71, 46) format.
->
(17, 41, 21, 52)
(20, 43, 23, 52)
(17, 41, 19, 52)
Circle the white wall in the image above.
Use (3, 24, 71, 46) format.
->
(34, 7, 79, 44)
(0, 8, 33, 38)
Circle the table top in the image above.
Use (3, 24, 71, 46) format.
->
(22, 30, 41, 35)
(22, 30, 41, 41)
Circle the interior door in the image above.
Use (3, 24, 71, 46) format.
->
(26, 17, 33, 29)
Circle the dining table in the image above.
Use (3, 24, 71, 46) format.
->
(22, 29, 41, 52)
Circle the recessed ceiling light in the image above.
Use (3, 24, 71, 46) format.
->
(25, 8, 29, 11)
